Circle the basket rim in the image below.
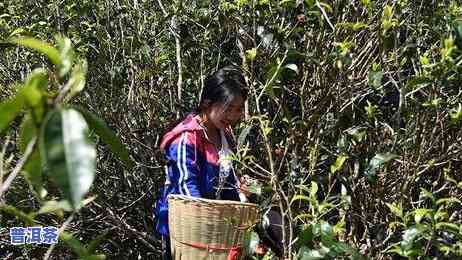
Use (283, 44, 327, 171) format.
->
(168, 194, 258, 208)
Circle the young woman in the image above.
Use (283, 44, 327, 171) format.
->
(154, 65, 249, 260)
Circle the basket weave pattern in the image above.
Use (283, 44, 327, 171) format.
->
(168, 194, 259, 260)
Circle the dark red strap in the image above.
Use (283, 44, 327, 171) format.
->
(171, 236, 242, 260)
(227, 245, 242, 260)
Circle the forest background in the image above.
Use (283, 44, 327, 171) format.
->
(0, 0, 461, 259)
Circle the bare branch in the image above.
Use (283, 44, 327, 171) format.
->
(0, 137, 37, 203)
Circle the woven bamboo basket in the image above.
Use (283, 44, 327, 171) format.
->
(168, 194, 259, 260)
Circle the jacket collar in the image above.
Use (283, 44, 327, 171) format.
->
(160, 113, 235, 150)
(160, 113, 202, 149)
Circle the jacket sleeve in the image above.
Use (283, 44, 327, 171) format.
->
(166, 132, 202, 197)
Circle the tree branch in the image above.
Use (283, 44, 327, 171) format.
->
(157, 0, 183, 111)
(0, 137, 37, 203)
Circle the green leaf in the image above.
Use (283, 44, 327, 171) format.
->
(318, 2, 333, 13)
(435, 222, 461, 233)
(0, 205, 35, 226)
(284, 63, 299, 74)
(237, 125, 252, 149)
(73, 106, 133, 168)
(287, 49, 304, 63)
(0, 68, 47, 135)
(310, 181, 318, 197)
(368, 70, 384, 88)
(444, 171, 458, 185)
(40, 108, 96, 209)
(336, 22, 368, 31)
(242, 231, 259, 255)
(9, 28, 27, 37)
(329, 241, 358, 256)
(279, 0, 295, 6)
(298, 245, 325, 260)
(333, 218, 346, 235)
(82, 255, 106, 260)
(407, 76, 432, 88)
(403, 248, 424, 258)
(312, 223, 321, 236)
(453, 21, 462, 49)
(319, 202, 334, 213)
(352, 22, 368, 31)
(383, 5, 393, 20)
(297, 224, 313, 247)
(10, 37, 61, 66)
(246, 179, 262, 195)
(386, 202, 403, 219)
(294, 213, 312, 222)
(0, 95, 24, 134)
(18, 114, 46, 199)
(387, 245, 404, 255)
(336, 135, 348, 150)
(291, 195, 310, 204)
(361, 0, 371, 7)
(364, 101, 378, 119)
(330, 155, 347, 174)
(295, 184, 310, 193)
(434, 208, 448, 221)
(400, 227, 422, 251)
(304, 0, 315, 7)
(66, 60, 87, 101)
(320, 221, 335, 246)
(420, 188, 435, 202)
(436, 197, 462, 206)
(60, 231, 89, 257)
(264, 61, 280, 87)
(365, 153, 398, 182)
(20, 68, 47, 123)
(55, 35, 75, 77)
(37, 200, 72, 215)
(423, 98, 442, 108)
(18, 114, 36, 153)
(413, 208, 432, 224)
(23, 148, 44, 198)
(449, 104, 462, 125)
(245, 48, 257, 61)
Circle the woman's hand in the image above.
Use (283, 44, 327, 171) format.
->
(238, 175, 252, 199)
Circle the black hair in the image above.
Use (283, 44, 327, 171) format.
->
(161, 65, 248, 138)
(195, 65, 248, 113)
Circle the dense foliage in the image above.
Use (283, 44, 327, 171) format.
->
(1, 0, 461, 259)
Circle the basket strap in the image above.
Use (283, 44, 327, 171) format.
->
(171, 236, 241, 260)
(227, 245, 241, 260)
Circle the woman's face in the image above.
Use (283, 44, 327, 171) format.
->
(205, 95, 245, 130)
